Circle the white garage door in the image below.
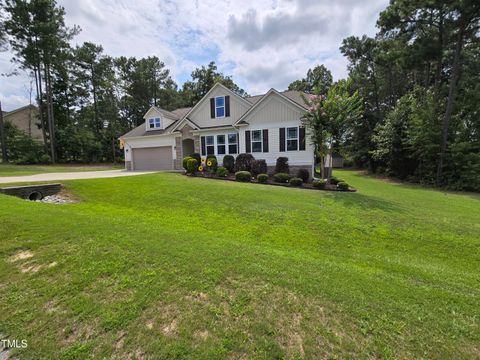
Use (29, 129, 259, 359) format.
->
(132, 146, 173, 170)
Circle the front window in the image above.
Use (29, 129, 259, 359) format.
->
(215, 96, 225, 118)
(217, 135, 226, 155)
(206, 135, 215, 155)
(251, 130, 262, 152)
(286, 127, 298, 151)
(148, 117, 161, 129)
(228, 133, 238, 154)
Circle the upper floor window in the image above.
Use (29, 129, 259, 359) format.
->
(286, 127, 298, 151)
(215, 96, 225, 118)
(148, 117, 161, 130)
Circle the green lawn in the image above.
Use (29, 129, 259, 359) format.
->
(0, 170, 479, 359)
(0, 163, 123, 177)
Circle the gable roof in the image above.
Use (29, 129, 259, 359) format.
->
(246, 90, 306, 109)
(121, 87, 307, 139)
(234, 88, 307, 126)
(180, 82, 252, 122)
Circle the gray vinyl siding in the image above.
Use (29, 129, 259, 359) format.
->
(238, 93, 314, 166)
(188, 87, 251, 128)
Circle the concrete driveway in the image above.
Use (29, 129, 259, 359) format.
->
(0, 170, 156, 184)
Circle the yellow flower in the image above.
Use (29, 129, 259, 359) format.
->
(207, 160, 212, 167)
(198, 166, 204, 172)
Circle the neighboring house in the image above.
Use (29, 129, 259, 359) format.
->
(3, 105, 43, 142)
(120, 83, 315, 174)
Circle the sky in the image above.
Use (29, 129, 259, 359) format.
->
(0, 0, 389, 111)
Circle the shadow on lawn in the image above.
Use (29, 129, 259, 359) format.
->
(325, 191, 402, 213)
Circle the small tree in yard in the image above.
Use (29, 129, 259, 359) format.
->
(302, 80, 363, 180)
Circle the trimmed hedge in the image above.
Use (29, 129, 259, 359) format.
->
(189, 153, 201, 166)
(289, 177, 303, 186)
(273, 172, 290, 183)
(330, 176, 344, 185)
(251, 159, 267, 176)
(312, 179, 327, 189)
(275, 157, 289, 174)
(223, 155, 235, 173)
(296, 168, 310, 182)
(182, 156, 193, 171)
(216, 166, 228, 177)
(337, 182, 349, 191)
(206, 155, 218, 171)
(186, 158, 198, 174)
(235, 153, 255, 172)
(257, 173, 268, 183)
(235, 171, 252, 182)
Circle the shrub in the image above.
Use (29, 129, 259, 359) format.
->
(235, 171, 252, 182)
(206, 155, 218, 171)
(330, 176, 344, 185)
(216, 166, 228, 177)
(275, 157, 289, 174)
(189, 153, 201, 166)
(257, 173, 268, 183)
(273, 172, 290, 183)
(312, 179, 327, 189)
(182, 156, 193, 171)
(235, 153, 255, 172)
(223, 155, 235, 173)
(337, 182, 349, 191)
(186, 158, 198, 174)
(289, 177, 303, 186)
(251, 159, 267, 176)
(296, 168, 310, 182)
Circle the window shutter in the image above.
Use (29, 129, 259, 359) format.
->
(299, 127, 306, 151)
(210, 98, 215, 119)
(262, 129, 269, 152)
(279, 128, 285, 152)
(225, 96, 230, 117)
(201, 136, 206, 155)
(245, 130, 251, 153)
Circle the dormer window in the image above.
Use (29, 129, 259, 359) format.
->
(148, 117, 161, 130)
(215, 96, 225, 118)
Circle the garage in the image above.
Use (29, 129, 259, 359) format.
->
(132, 146, 173, 170)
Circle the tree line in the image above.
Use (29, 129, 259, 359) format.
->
(290, 0, 480, 191)
(0, 0, 245, 164)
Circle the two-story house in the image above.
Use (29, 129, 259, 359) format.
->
(120, 83, 315, 174)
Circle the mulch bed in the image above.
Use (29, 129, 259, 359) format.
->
(184, 173, 357, 192)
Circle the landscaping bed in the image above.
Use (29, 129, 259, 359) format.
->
(182, 153, 356, 192)
(184, 172, 357, 192)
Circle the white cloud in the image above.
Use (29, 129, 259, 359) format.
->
(0, 0, 388, 110)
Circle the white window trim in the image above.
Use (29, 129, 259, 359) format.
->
(201, 132, 238, 157)
(251, 129, 263, 153)
(286, 126, 299, 152)
(217, 134, 226, 155)
(215, 96, 225, 118)
(227, 133, 238, 155)
(147, 117, 162, 131)
(205, 135, 215, 156)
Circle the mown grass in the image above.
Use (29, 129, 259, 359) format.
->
(0, 163, 123, 177)
(0, 170, 479, 359)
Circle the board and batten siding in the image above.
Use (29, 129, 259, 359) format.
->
(238, 93, 314, 166)
(188, 86, 250, 128)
